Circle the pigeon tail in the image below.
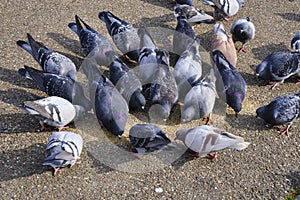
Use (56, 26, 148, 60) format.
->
(229, 141, 250, 150)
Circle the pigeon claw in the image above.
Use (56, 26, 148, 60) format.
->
(207, 153, 217, 160)
(53, 168, 63, 176)
(203, 116, 213, 125)
(58, 126, 69, 131)
(238, 45, 246, 53)
(280, 124, 291, 136)
(267, 82, 280, 90)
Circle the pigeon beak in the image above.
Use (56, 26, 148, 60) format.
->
(235, 112, 238, 118)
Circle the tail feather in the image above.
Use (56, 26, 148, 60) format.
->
(16, 40, 33, 56)
(230, 142, 250, 150)
(18, 68, 33, 80)
(68, 22, 78, 35)
(26, 33, 47, 60)
(21, 65, 46, 91)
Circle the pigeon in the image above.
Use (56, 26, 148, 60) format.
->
(212, 23, 237, 67)
(19, 96, 85, 131)
(93, 73, 129, 137)
(174, 4, 214, 25)
(68, 15, 116, 66)
(173, 39, 202, 101)
(255, 52, 300, 89)
(43, 131, 83, 176)
(202, 0, 244, 21)
(181, 69, 217, 124)
(16, 33, 77, 81)
(230, 17, 255, 53)
(98, 11, 140, 62)
(108, 53, 146, 110)
(291, 31, 300, 52)
(173, 15, 197, 57)
(174, 0, 194, 6)
(150, 63, 179, 122)
(129, 124, 171, 154)
(18, 65, 91, 111)
(212, 50, 247, 116)
(175, 125, 250, 159)
(256, 93, 300, 135)
(137, 28, 169, 84)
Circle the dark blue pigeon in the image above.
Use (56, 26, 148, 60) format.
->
(68, 15, 115, 66)
(230, 17, 255, 53)
(173, 15, 196, 56)
(175, 0, 194, 6)
(212, 50, 246, 117)
(87, 66, 128, 137)
(18, 65, 91, 111)
(291, 31, 300, 52)
(256, 93, 300, 135)
(256, 52, 300, 89)
(129, 124, 171, 155)
(16, 33, 77, 81)
(98, 11, 140, 62)
(108, 53, 146, 110)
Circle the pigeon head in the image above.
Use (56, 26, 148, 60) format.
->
(181, 106, 196, 123)
(227, 90, 244, 114)
(255, 105, 266, 119)
(255, 61, 269, 78)
(129, 90, 146, 110)
(174, 128, 189, 141)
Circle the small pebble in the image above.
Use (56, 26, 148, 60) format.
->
(155, 187, 163, 193)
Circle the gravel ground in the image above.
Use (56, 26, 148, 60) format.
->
(1, 0, 300, 199)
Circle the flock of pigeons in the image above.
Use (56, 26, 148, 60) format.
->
(13, 0, 300, 175)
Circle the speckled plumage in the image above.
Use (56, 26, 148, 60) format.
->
(291, 31, 300, 52)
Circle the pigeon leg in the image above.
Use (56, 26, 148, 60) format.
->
(238, 44, 246, 53)
(53, 168, 63, 176)
(267, 82, 280, 90)
(280, 124, 291, 136)
(207, 153, 217, 160)
(295, 79, 300, 84)
(39, 122, 49, 131)
(203, 115, 213, 125)
(58, 126, 69, 131)
(188, 149, 199, 157)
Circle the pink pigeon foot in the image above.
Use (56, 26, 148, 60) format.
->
(207, 153, 217, 160)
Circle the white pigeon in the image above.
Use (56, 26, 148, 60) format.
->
(43, 131, 83, 176)
(175, 125, 250, 159)
(202, 0, 244, 20)
(19, 96, 85, 131)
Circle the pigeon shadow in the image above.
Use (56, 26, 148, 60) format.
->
(0, 143, 46, 182)
(0, 67, 37, 88)
(276, 13, 300, 22)
(139, 0, 174, 10)
(86, 151, 115, 174)
(225, 113, 270, 131)
(0, 113, 42, 134)
(47, 32, 82, 56)
(133, 13, 175, 29)
(251, 42, 289, 60)
(240, 71, 263, 86)
(286, 170, 300, 195)
(0, 88, 42, 107)
(171, 150, 198, 170)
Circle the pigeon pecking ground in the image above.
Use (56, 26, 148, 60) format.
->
(0, 0, 300, 199)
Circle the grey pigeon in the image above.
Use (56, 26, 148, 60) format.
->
(256, 93, 300, 135)
(92, 72, 129, 137)
(174, 4, 214, 25)
(212, 23, 237, 67)
(230, 17, 255, 53)
(255, 52, 300, 89)
(173, 39, 202, 101)
(181, 69, 216, 124)
(150, 63, 179, 121)
(18, 65, 91, 111)
(137, 28, 169, 84)
(19, 96, 85, 131)
(68, 15, 115, 66)
(98, 11, 140, 62)
(202, 0, 244, 21)
(175, 0, 194, 6)
(173, 15, 197, 56)
(175, 125, 250, 159)
(108, 53, 146, 110)
(212, 50, 247, 116)
(291, 31, 300, 52)
(129, 124, 171, 154)
(43, 131, 83, 176)
(16, 33, 77, 81)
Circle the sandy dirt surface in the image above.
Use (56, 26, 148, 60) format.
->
(0, 0, 300, 199)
